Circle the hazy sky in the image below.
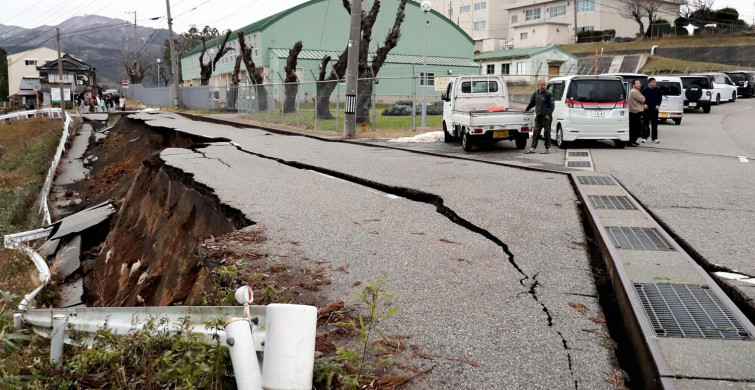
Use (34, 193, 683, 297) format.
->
(2, 0, 754, 34)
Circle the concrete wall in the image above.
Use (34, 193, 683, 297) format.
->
(655, 46, 755, 68)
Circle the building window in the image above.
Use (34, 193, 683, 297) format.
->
(487, 64, 495, 74)
(501, 64, 510, 75)
(578, 0, 594, 13)
(474, 2, 486, 11)
(25, 60, 37, 66)
(577, 26, 595, 32)
(517, 62, 526, 75)
(474, 21, 486, 30)
(460, 5, 471, 14)
(420, 72, 435, 87)
(520, 32, 528, 40)
(525, 8, 541, 21)
(550, 5, 566, 17)
(511, 15, 518, 23)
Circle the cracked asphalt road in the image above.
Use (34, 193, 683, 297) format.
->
(131, 112, 615, 388)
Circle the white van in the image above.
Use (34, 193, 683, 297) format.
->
(694, 73, 738, 104)
(546, 75, 629, 149)
(653, 76, 684, 125)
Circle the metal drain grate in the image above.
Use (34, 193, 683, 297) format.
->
(568, 161, 591, 168)
(605, 226, 675, 251)
(578, 176, 615, 185)
(568, 151, 589, 157)
(634, 283, 752, 340)
(589, 195, 635, 210)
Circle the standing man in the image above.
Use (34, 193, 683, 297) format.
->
(641, 77, 661, 143)
(523, 79, 555, 154)
(628, 79, 645, 147)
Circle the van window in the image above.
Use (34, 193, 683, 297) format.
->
(568, 79, 625, 103)
(681, 77, 710, 89)
(657, 81, 681, 96)
(547, 82, 565, 100)
(460, 80, 499, 93)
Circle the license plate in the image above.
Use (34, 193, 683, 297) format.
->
(493, 130, 509, 138)
(590, 110, 606, 117)
(659, 112, 669, 118)
(688, 102, 696, 107)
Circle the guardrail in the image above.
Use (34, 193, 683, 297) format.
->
(3, 227, 53, 311)
(0, 108, 62, 121)
(39, 111, 73, 226)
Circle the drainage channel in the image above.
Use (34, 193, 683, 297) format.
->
(571, 172, 755, 389)
(174, 114, 755, 388)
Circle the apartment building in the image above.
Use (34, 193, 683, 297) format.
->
(505, 0, 682, 48)
(427, 0, 510, 52)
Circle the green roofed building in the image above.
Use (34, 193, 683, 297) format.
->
(180, 0, 479, 97)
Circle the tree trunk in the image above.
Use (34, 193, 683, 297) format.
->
(356, 75, 373, 123)
(316, 80, 337, 119)
(283, 41, 303, 113)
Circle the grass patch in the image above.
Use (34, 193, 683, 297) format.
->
(0, 118, 62, 296)
(560, 34, 755, 56)
(641, 55, 755, 74)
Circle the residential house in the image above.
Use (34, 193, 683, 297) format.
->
(7, 47, 58, 97)
(427, 0, 510, 52)
(37, 54, 97, 104)
(475, 46, 579, 83)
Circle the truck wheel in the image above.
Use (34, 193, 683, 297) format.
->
(703, 105, 711, 113)
(515, 133, 528, 149)
(443, 122, 454, 143)
(556, 127, 568, 149)
(673, 118, 682, 125)
(462, 132, 473, 152)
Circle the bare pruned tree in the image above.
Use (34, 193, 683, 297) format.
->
(283, 41, 303, 113)
(620, 0, 666, 38)
(124, 58, 154, 84)
(235, 31, 268, 111)
(199, 29, 234, 85)
(315, 0, 408, 121)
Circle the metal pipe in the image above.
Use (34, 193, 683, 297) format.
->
(261, 304, 317, 390)
(226, 317, 263, 390)
(50, 314, 66, 365)
(421, 8, 429, 128)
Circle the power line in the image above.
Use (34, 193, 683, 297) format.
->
(0, 1, 42, 25)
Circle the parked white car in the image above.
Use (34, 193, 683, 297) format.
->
(694, 73, 738, 104)
(653, 76, 684, 125)
(546, 75, 629, 149)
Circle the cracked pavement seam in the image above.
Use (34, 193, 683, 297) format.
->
(209, 142, 580, 389)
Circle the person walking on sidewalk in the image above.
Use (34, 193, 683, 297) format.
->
(641, 77, 662, 143)
(523, 79, 555, 154)
(628, 79, 645, 147)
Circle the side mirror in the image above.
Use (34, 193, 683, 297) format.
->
(441, 93, 448, 101)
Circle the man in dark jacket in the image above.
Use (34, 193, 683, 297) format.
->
(641, 77, 662, 143)
(523, 79, 555, 154)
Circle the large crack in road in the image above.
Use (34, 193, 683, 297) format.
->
(194, 142, 580, 389)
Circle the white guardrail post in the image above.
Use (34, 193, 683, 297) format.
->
(50, 314, 67, 365)
(262, 304, 317, 390)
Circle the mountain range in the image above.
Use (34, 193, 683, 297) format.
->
(1, 15, 170, 87)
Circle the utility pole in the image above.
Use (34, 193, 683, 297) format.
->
(343, 0, 362, 137)
(56, 28, 64, 123)
(573, 0, 578, 43)
(126, 11, 138, 79)
(166, 0, 180, 108)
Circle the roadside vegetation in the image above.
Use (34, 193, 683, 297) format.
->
(560, 34, 755, 55)
(0, 118, 61, 297)
(641, 55, 755, 73)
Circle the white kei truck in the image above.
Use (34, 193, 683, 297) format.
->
(441, 75, 532, 152)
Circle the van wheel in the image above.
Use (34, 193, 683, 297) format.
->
(673, 118, 682, 125)
(443, 122, 454, 143)
(614, 140, 626, 149)
(732, 92, 737, 102)
(556, 126, 567, 149)
(462, 132, 473, 152)
(703, 105, 711, 113)
(715, 94, 721, 105)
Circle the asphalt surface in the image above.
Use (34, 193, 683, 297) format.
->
(130, 112, 616, 389)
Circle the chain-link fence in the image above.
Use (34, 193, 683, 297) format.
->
(128, 67, 612, 133)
